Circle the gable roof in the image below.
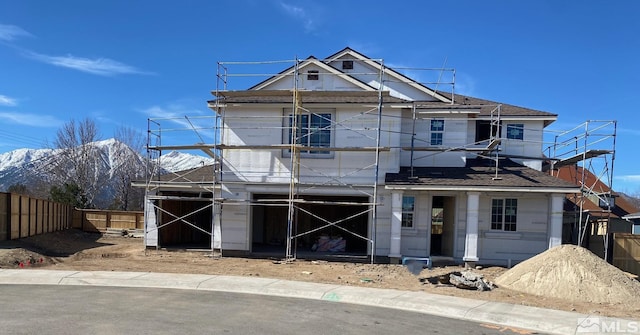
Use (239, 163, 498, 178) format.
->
(324, 47, 452, 103)
(248, 56, 375, 92)
(385, 159, 579, 193)
(211, 47, 557, 124)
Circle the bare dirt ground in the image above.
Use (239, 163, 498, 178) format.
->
(1, 229, 639, 320)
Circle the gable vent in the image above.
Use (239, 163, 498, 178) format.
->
(342, 60, 354, 70)
(307, 70, 319, 80)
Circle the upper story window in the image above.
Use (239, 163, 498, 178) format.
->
(307, 70, 319, 80)
(285, 109, 333, 156)
(506, 124, 524, 140)
(430, 119, 444, 145)
(342, 60, 354, 70)
(401, 196, 415, 228)
(475, 120, 500, 143)
(491, 198, 517, 231)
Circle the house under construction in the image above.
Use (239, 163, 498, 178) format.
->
(141, 47, 617, 266)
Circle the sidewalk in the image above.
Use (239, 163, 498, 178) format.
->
(0, 269, 637, 335)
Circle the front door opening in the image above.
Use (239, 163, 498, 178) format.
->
(430, 196, 455, 256)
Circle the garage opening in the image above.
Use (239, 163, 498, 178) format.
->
(158, 191, 213, 249)
(252, 194, 369, 258)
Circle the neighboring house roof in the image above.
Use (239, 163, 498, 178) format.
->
(623, 212, 640, 220)
(555, 165, 639, 218)
(385, 159, 580, 193)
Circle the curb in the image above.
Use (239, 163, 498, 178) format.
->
(0, 269, 637, 335)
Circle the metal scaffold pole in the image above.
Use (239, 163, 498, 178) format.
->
(285, 58, 301, 261)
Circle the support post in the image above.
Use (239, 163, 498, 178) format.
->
(549, 194, 564, 249)
(463, 192, 480, 267)
(389, 191, 403, 263)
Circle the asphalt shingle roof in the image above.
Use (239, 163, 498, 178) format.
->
(385, 159, 578, 190)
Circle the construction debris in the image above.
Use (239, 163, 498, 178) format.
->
(423, 270, 494, 291)
(449, 271, 493, 291)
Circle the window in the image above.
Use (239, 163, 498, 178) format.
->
(342, 60, 354, 70)
(506, 124, 524, 140)
(401, 196, 415, 228)
(430, 119, 444, 145)
(286, 109, 332, 156)
(307, 70, 319, 80)
(475, 120, 500, 143)
(491, 198, 517, 231)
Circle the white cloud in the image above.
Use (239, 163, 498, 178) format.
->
(0, 94, 17, 106)
(279, 1, 316, 32)
(616, 175, 640, 182)
(0, 112, 63, 127)
(25, 51, 152, 76)
(0, 24, 33, 41)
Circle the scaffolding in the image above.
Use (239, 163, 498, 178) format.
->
(213, 57, 390, 264)
(144, 114, 220, 256)
(546, 120, 617, 259)
(142, 49, 612, 265)
(143, 52, 460, 264)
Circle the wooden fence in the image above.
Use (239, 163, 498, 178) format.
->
(613, 233, 640, 276)
(73, 208, 144, 232)
(0, 192, 72, 241)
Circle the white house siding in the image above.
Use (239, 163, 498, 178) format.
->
(399, 113, 469, 167)
(465, 119, 546, 171)
(222, 106, 401, 185)
(219, 187, 251, 251)
(326, 57, 443, 102)
(399, 192, 431, 257)
(380, 191, 555, 265)
(373, 190, 393, 256)
(476, 193, 550, 265)
(500, 120, 546, 171)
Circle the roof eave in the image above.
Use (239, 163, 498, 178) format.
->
(384, 185, 581, 193)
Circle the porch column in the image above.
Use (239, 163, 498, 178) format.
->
(389, 191, 403, 261)
(549, 193, 564, 249)
(463, 192, 480, 266)
(144, 190, 158, 248)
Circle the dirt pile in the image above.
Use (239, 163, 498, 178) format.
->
(495, 244, 640, 306)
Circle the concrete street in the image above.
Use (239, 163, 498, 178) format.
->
(1, 285, 530, 335)
(0, 269, 637, 335)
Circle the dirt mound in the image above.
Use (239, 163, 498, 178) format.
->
(495, 244, 640, 306)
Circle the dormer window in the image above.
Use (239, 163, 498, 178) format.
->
(430, 119, 444, 145)
(307, 70, 319, 80)
(342, 60, 354, 70)
(506, 124, 524, 140)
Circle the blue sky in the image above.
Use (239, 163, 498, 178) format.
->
(1, 1, 639, 192)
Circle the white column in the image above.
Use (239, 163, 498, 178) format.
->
(549, 194, 564, 249)
(144, 190, 158, 248)
(389, 191, 403, 258)
(463, 192, 480, 262)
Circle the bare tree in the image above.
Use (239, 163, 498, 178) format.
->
(49, 118, 103, 208)
(111, 125, 146, 210)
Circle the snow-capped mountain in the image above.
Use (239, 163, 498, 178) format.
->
(0, 138, 216, 203)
